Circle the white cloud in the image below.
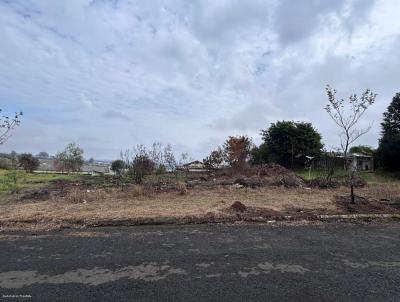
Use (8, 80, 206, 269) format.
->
(1, 0, 399, 159)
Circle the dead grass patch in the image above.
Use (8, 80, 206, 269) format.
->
(1, 183, 400, 230)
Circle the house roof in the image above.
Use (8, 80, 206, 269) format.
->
(182, 160, 203, 167)
(348, 153, 373, 158)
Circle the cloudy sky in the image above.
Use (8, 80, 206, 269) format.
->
(1, 0, 400, 160)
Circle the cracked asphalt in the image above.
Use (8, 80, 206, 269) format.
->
(0, 223, 399, 301)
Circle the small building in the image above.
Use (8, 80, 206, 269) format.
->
(178, 160, 208, 172)
(81, 164, 111, 175)
(347, 153, 374, 171)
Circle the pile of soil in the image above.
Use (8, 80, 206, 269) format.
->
(256, 164, 304, 187)
(192, 163, 305, 188)
(225, 202, 283, 218)
(230, 201, 247, 212)
(257, 163, 291, 177)
(224, 201, 319, 220)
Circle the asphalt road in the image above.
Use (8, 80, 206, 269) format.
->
(0, 223, 399, 302)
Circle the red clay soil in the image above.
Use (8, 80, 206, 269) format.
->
(230, 201, 247, 212)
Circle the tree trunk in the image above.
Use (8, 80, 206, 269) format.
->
(349, 169, 356, 204)
(350, 183, 355, 204)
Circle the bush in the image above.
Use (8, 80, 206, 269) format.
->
(129, 154, 155, 184)
(4, 170, 25, 193)
(18, 153, 40, 173)
(0, 157, 11, 170)
(111, 160, 125, 176)
(176, 181, 188, 195)
(54, 143, 84, 172)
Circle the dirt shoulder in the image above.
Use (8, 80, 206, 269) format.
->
(1, 183, 400, 231)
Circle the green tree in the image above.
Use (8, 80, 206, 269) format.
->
(18, 153, 40, 173)
(381, 93, 400, 134)
(111, 159, 125, 176)
(250, 143, 269, 165)
(377, 93, 400, 170)
(54, 143, 84, 173)
(261, 121, 323, 168)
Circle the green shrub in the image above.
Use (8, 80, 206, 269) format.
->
(0, 158, 11, 170)
(4, 170, 26, 193)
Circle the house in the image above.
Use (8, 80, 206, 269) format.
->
(81, 164, 110, 175)
(347, 153, 374, 171)
(178, 160, 208, 172)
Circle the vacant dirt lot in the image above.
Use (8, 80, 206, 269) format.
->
(1, 182, 400, 230)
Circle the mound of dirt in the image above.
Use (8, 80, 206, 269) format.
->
(230, 201, 247, 212)
(189, 163, 305, 188)
(257, 164, 304, 187)
(257, 163, 291, 177)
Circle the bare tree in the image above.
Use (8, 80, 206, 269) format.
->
(119, 145, 156, 184)
(325, 85, 376, 203)
(178, 152, 191, 166)
(0, 110, 22, 144)
(163, 144, 176, 172)
(150, 142, 165, 173)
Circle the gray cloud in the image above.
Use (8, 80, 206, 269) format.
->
(0, 0, 399, 160)
(274, 0, 344, 45)
(103, 110, 130, 121)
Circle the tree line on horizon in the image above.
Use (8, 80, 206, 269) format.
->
(1, 89, 400, 176)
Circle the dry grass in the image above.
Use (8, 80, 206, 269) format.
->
(0, 183, 399, 230)
(359, 183, 400, 202)
(176, 182, 188, 195)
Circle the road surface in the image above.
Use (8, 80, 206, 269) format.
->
(0, 223, 399, 301)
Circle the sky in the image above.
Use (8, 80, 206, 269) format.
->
(1, 0, 400, 160)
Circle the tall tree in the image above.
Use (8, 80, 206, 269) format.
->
(261, 121, 323, 168)
(381, 93, 400, 134)
(0, 110, 22, 144)
(223, 136, 252, 172)
(377, 93, 400, 170)
(325, 85, 376, 203)
(250, 143, 269, 165)
(163, 144, 177, 172)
